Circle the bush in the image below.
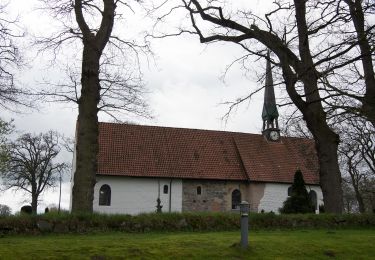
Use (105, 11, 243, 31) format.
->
(20, 205, 32, 215)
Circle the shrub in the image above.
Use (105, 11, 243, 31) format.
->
(20, 205, 32, 215)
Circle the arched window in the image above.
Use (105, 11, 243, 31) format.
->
(232, 189, 241, 210)
(163, 185, 169, 194)
(197, 186, 202, 195)
(309, 190, 317, 211)
(288, 186, 293, 196)
(99, 184, 111, 206)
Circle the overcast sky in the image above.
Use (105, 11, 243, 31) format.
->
(0, 0, 275, 213)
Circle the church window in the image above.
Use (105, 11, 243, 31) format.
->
(232, 189, 241, 210)
(99, 184, 111, 206)
(309, 190, 317, 211)
(163, 185, 169, 194)
(288, 186, 293, 196)
(197, 186, 202, 195)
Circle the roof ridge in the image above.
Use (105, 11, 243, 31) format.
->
(98, 121, 260, 136)
(233, 137, 251, 181)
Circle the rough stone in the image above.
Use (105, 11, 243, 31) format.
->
(37, 220, 53, 232)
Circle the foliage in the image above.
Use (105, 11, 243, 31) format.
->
(280, 170, 314, 214)
(0, 204, 11, 216)
(0, 131, 68, 213)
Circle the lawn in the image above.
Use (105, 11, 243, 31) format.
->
(0, 229, 374, 259)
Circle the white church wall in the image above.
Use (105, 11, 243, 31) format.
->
(258, 183, 323, 213)
(93, 176, 182, 215)
(69, 137, 77, 211)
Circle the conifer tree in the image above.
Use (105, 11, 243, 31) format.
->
(280, 170, 314, 214)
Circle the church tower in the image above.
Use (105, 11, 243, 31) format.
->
(262, 51, 280, 142)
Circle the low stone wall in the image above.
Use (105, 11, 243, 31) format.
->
(0, 212, 374, 235)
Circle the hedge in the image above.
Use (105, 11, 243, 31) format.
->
(0, 212, 374, 235)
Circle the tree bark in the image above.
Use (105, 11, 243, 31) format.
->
(31, 186, 38, 214)
(71, 46, 101, 213)
(313, 127, 343, 213)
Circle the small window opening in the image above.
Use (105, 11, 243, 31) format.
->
(309, 190, 317, 211)
(163, 185, 169, 194)
(197, 186, 202, 195)
(232, 189, 241, 210)
(99, 184, 111, 206)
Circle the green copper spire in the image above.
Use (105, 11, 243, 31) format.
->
(262, 51, 279, 130)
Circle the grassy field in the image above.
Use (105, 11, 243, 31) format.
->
(0, 229, 374, 259)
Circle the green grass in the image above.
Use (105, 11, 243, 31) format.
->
(0, 229, 374, 259)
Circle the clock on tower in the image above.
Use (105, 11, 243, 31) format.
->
(261, 51, 280, 142)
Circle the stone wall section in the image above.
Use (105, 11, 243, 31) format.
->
(182, 180, 247, 212)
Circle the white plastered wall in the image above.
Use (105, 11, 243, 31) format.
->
(93, 176, 182, 215)
(258, 183, 323, 213)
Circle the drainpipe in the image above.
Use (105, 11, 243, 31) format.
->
(169, 179, 173, 212)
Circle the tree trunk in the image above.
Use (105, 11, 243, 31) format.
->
(293, 0, 342, 213)
(71, 45, 101, 213)
(31, 191, 38, 214)
(70, 0, 115, 213)
(313, 130, 343, 213)
(348, 166, 366, 213)
(353, 187, 365, 213)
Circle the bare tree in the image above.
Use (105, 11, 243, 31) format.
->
(0, 131, 68, 214)
(149, 0, 375, 213)
(0, 118, 13, 172)
(338, 117, 375, 213)
(37, 0, 150, 212)
(0, 2, 32, 110)
(0, 204, 11, 216)
(158, 0, 347, 212)
(341, 180, 358, 213)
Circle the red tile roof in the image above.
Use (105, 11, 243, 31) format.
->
(97, 122, 319, 185)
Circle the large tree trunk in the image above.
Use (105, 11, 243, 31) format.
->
(71, 0, 115, 213)
(313, 128, 343, 213)
(71, 46, 101, 213)
(294, 0, 343, 213)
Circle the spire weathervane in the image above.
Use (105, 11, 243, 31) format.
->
(262, 51, 280, 142)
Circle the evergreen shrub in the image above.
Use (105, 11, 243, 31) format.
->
(280, 170, 314, 214)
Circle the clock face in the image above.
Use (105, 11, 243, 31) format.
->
(269, 131, 280, 141)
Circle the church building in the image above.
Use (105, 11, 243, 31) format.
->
(70, 54, 323, 214)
